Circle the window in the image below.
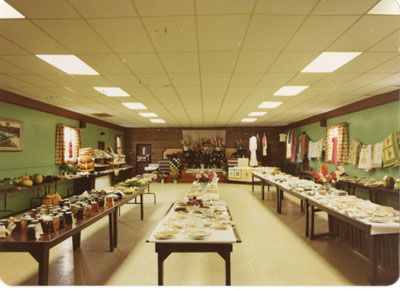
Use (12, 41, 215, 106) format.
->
(116, 135, 123, 153)
(325, 123, 348, 164)
(55, 124, 81, 165)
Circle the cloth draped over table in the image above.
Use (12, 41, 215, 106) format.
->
(55, 123, 81, 165)
(325, 123, 348, 164)
(382, 130, 400, 168)
(358, 144, 373, 171)
(249, 136, 258, 166)
(346, 139, 362, 165)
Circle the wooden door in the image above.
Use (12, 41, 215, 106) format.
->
(98, 141, 105, 150)
(136, 144, 151, 175)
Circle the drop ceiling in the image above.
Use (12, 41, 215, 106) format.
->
(0, 0, 399, 128)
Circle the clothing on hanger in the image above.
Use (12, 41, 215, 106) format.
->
(249, 135, 258, 166)
(262, 133, 267, 156)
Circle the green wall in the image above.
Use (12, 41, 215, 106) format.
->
(0, 101, 124, 217)
(291, 100, 400, 208)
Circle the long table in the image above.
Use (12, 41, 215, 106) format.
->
(251, 171, 400, 285)
(0, 187, 145, 285)
(146, 192, 241, 286)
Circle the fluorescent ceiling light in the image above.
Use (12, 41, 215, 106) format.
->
(150, 119, 166, 123)
(139, 112, 158, 117)
(122, 102, 147, 110)
(241, 118, 257, 123)
(368, 0, 400, 15)
(36, 55, 99, 75)
(94, 87, 129, 97)
(258, 102, 283, 109)
(249, 112, 267, 116)
(301, 52, 362, 73)
(0, 0, 25, 18)
(273, 86, 309, 96)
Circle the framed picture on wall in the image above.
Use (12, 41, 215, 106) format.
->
(0, 118, 24, 151)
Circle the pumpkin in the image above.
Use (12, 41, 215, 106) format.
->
(19, 175, 30, 181)
(383, 176, 394, 190)
(19, 179, 33, 187)
(52, 192, 62, 206)
(41, 194, 53, 206)
(32, 174, 43, 185)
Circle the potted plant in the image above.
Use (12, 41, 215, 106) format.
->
(196, 170, 212, 191)
(171, 168, 180, 184)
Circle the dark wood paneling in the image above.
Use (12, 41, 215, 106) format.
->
(285, 89, 399, 129)
(125, 127, 286, 171)
(0, 88, 124, 131)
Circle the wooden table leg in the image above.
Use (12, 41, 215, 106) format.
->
(30, 246, 50, 286)
(140, 193, 144, 220)
(305, 199, 309, 237)
(217, 250, 231, 286)
(72, 232, 81, 250)
(310, 205, 315, 240)
(276, 186, 280, 214)
(369, 235, 377, 285)
(156, 246, 172, 286)
(108, 213, 114, 252)
(114, 208, 118, 248)
(261, 181, 265, 200)
(252, 175, 254, 192)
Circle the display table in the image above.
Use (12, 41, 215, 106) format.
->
(0, 187, 145, 285)
(251, 170, 400, 285)
(146, 187, 241, 285)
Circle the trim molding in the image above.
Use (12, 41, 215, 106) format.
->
(0, 88, 124, 131)
(285, 89, 399, 129)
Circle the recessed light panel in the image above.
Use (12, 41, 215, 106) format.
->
(241, 118, 257, 123)
(273, 86, 309, 96)
(249, 112, 267, 116)
(368, 0, 400, 15)
(121, 103, 147, 110)
(150, 119, 166, 123)
(36, 55, 99, 75)
(0, 0, 25, 18)
(301, 52, 362, 73)
(94, 87, 129, 97)
(139, 112, 158, 117)
(258, 102, 283, 109)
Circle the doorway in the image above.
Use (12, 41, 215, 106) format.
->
(98, 140, 105, 150)
(136, 144, 151, 175)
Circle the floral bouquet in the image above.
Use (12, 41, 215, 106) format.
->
(312, 164, 345, 184)
(196, 170, 213, 183)
(187, 196, 203, 207)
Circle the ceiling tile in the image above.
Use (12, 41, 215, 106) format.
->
(33, 19, 111, 54)
(369, 73, 400, 87)
(136, 73, 172, 87)
(286, 73, 325, 86)
(202, 87, 227, 96)
(142, 16, 197, 52)
(0, 20, 68, 54)
(230, 73, 263, 86)
(0, 59, 30, 74)
(369, 55, 400, 73)
(175, 86, 201, 96)
(78, 54, 131, 75)
(285, 16, 358, 51)
(150, 86, 178, 97)
(314, 73, 360, 86)
(77, 75, 115, 87)
(119, 53, 164, 73)
(368, 29, 400, 52)
(88, 18, 154, 53)
(337, 52, 397, 73)
(11, 74, 59, 87)
(133, 0, 194, 16)
(226, 87, 253, 96)
(258, 73, 296, 86)
(235, 52, 279, 73)
(197, 15, 250, 51)
(343, 73, 391, 86)
(255, 0, 318, 14)
(103, 74, 143, 87)
(243, 15, 305, 51)
(0, 75, 33, 88)
(269, 52, 320, 72)
(1, 55, 64, 74)
(201, 73, 231, 87)
(169, 73, 200, 87)
(38, 74, 88, 87)
(69, 0, 137, 17)
(123, 87, 154, 97)
(159, 52, 198, 73)
(328, 16, 400, 51)
(311, 0, 379, 15)
(197, 0, 255, 14)
(200, 52, 238, 72)
(7, 0, 81, 18)
(0, 36, 29, 55)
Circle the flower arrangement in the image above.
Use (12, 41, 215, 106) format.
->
(170, 168, 180, 180)
(312, 164, 345, 184)
(196, 170, 213, 183)
(180, 136, 191, 148)
(187, 196, 204, 207)
(211, 136, 224, 149)
(235, 138, 244, 149)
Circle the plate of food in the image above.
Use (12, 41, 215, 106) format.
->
(188, 229, 211, 240)
(154, 229, 178, 240)
(212, 222, 227, 230)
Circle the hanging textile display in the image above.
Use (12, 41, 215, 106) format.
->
(358, 144, 373, 171)
(325, 123, 348, 163)
(331, 137, 338, 165)
(249, 135, 258, 166)
(296, 139, 302, 163)
(346, 139, 362, 165)
(298, 134, 310, 161)
(372, 141, 383, 168)
(55, 124, 65, 165)
(382, 130, 400, 168)
(256, 134, 261, 153)
(315, 138, 324, 160)
(262, 134, 267, 156)
(291, 136, 297, 163)
(286, 131, 292, 159)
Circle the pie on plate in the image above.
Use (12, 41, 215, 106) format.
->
(188, 230, 211, 240)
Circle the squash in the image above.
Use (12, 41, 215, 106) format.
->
(19, 175, 30, 181)
(52, 192, 62, 206)
(41, 194, 53, 206)
(383, 176, 394, 190)
(19, 179, 33, 187)
(32, 174, 43, 185)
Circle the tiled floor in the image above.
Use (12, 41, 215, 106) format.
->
(0, 183, 374, 286)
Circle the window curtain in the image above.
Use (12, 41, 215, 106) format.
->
(55, 123, 65, 165)
(325, 123, 348, 164)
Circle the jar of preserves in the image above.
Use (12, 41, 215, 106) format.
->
(52, 216, 60, 231)
(65, 212, 73, 225)
(27, 225, 36, 240)
(76, 207, 84, 220)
